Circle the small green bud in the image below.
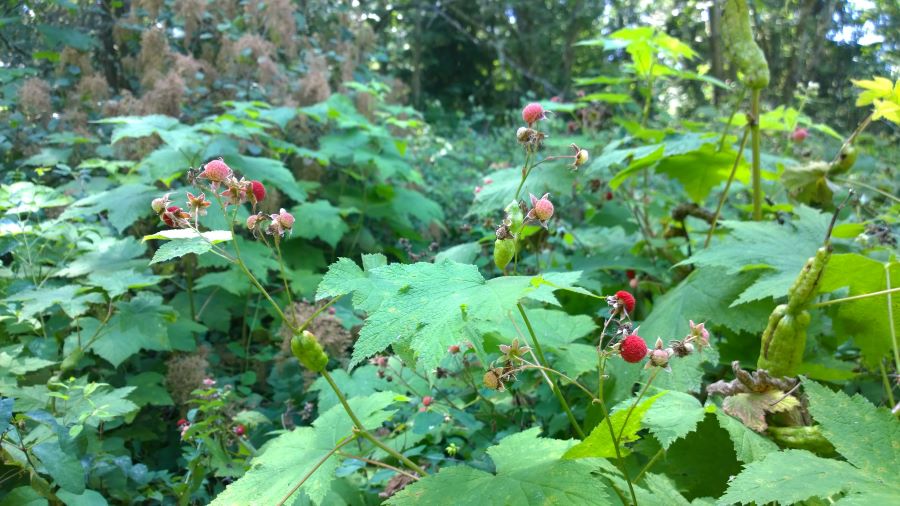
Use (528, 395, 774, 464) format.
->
(291, 330, 329, 373)
(493, 238, 516, 270)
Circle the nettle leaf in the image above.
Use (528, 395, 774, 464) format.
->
(468, 163, 577, 216)
(638, 267, 772, 341)
(321, 259, 587, 370)
(150, 238, 211, 264)
(818, 254, 900, 367)
(32, 439, 85, 494)
(291, 200, 350, 247)
(388, 427, 610, 506)
(642, 391, 706, 449)
(212, 392, 397, 506)
(60, 184, 157, 233)
(682, 206, 830, 304)
(804, 379, 900, 481)
(564, 392, 663, 459)
(714, 409, 778, 463)
(718, 450, 876, 506)
(722, 390, 799, 432)
(87, 293, 174, 367)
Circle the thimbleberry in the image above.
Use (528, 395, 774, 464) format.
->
(620, 334, 648, 363)
(522, 103, 546, 126)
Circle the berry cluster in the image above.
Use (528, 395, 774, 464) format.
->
(151, 158, 296, 240)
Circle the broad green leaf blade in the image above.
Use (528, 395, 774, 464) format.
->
(60, 184, 157, 233)
(387, 429, 610, 505)
(681, 206, 830, 304)
(719, 450, 872, 506)
(211, 392, 397, 506)
(817, 254, 900, 367)
(804, 379, 900, 481)
(642, 391, 706, 448)
(32, 440, 85, 493)
(564, 392, 663, 459)
(714, 410, 778, 463)
(87, 293, 173, 367)
(291, 200, 349, 248)
(142, 229, 232, 243)
(150, 238, 211, 264)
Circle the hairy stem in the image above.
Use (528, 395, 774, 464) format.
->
(750, 88, 763, 221)
(516, 303, 585, 439)
(705, 125, 751, 248)
(323, 371, 427, 476)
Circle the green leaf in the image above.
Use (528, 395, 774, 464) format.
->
(142, 229, 232, 242)
(232, 155, 308, 202)
(211, 392, 397, 506)
(642, 391, 705, 449)
(291, 200, 349, 247)
(337, 260, 587, 370)
(315, 254, 394, 312)
(56, 489, 108, 506)
(0, 486, 48, 506)
(388, 428, 610, 505)
(84, 269, 164, 298)
(719, 450, 873, 506)
(639, 267, 772, 341)
(150, 238, 211, 264)
(714, 409, 778, 463)
(60, 184, 157, 233)
(817, 254, 900, 367)
(7, 285, 102, 321)
(804, 379, 900, 481)
(125, 372, 174, 407)
(434, 242, 481, 264)
(88, 293, 173, 367)
(681, 206, 830, 304)
(654, 143, 749, 202)
(564, 392, 663, 459)
(56, 237, 147, 278)
(604, 133, 719, 188)
(32, 440, 85, 493)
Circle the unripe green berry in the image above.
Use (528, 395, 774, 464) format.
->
(291, 330, 329, 372)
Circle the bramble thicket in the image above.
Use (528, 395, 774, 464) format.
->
(1, 1, 899, 505)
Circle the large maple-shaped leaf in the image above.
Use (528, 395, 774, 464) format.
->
(714, 409, 778, 463)
(719, 449, 878, 505)
(804, 379, 900, 481)
(387, 427, 611, 505)
(817, 254, 900, 367)
(86, 293, 175, 367)
(564, 392, 663, 459)
(642, 391, 707, 449)
(211, 392, 397, 506)
(317, 258, 588, 370)
(680, 205, 830, 304)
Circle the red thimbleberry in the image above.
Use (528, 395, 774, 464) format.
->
(626, 270, 636, 280)
(162, 206, 185, 228)
(250, 180, 266, 203)
(177, 418, 189, 427)
(620, 334, 648, 363)
(522, 102, 545, 126)
(529, 193, 554, 222)
(615, 290, 636, 313)
(198, 158, 233, 183)
(422, 396, 433, 407)
(448, 344, 460, 354)
(790, 127, 809, 143)
(605, 191, 614, 201)
(233, 424, 246, 436)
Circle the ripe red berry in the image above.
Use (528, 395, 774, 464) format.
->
(199, 158, 233, 183)
(620, 334, 648, 363)
(177, 418, 188, 427)
(422, 396, 433, 407)
(250, 180, 266, 203)
(626, 270, 636, 280)
(790, 127, 809, 143)
(605, 191, 614, 201)
(448, 344, 460, 354)
(162, 206, 184, 228)
(615, 290, 636, 313)
(233, 424, 246, 436)
(522, 102, 545, 126)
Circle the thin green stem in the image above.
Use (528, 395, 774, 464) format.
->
(516, 303, 585, 439)
(297, 295, 344, 334)
(718, 87, 748, 152)
(879, 360, 896, 410)
(750, 88, 763, 221)
(705, 125, 751, 248)
(322, 371, 427, 476)
(276, 434, 357, 506)
(833, 178, 900, 204)
(813, 286, 900, 308)
(885, 265, 900, 378)
(616, 368, 660, 444)
(513, 152, 534, 201)
(515, 359, 598, 403)
(273, 239, 294, 311)
(597, 396, 637, 506)
(634, 447, 665, 483)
